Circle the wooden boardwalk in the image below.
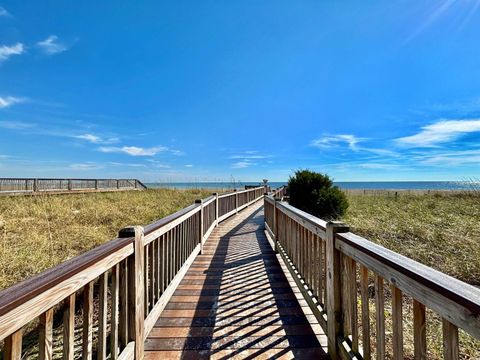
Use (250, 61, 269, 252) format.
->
(145, 202, 328, 359)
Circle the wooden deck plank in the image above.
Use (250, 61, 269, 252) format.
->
(145, 202, 328, 359)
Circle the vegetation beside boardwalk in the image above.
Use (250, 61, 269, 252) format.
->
(2, 189, 479, 290)
(343, 192, 480, 359)
(343, 192, 480, 285)
(0, 189, 211, 290)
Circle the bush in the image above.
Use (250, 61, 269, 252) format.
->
(288, 169, 348, 220)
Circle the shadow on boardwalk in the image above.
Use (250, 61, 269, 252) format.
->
(145, 202, 328, 359)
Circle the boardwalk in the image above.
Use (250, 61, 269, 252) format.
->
(145, 202, 328, 359)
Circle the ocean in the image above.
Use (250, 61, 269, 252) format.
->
(146, 181, 478, 191)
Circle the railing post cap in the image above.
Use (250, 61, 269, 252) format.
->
(195, 199, 203, 204)
(212, 192, 218, 196)
(118, 225, 144, 238)
(274, 197, 282, 201)
(326, 221, 349, 231)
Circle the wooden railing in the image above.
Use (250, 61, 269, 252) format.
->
(272, 185, 286, 199)
(264, 195, 480, 359)
(0, 186, 264, 360)
(0, 178, 148, 194)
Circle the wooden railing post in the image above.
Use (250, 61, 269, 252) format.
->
(273, 197, 281, 253)
(33, 179, 38, 192)
(119, 226, 145, 360)
(213, 193, 219, 226)
(234, 189, 238, 213)
(95, 179, 99, 190)
(326, 221, 349, 359)
(195, 199, 204, 253)
(68, 179, 72, 191)
(117, 180, 120, 189)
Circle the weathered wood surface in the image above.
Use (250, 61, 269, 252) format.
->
(145, 202, 328, 359)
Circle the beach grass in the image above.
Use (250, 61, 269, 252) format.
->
(343, 191, 480, 358)
(0, 188, 211, 290)
(343, 191, 480, 286)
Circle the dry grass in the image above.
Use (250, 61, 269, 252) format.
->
(0, 189, 211, 290)
(343, 192, 480, 359)
(343, 192, 480, 285)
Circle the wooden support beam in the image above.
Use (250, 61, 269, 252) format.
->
(63, 293, 75, 360)
(326, 221, 349, 358)
(4, 328, 23, 360)
(39, 309, 53, 360)
(119, 226, 145, 360)
(82, 282, 94, 360)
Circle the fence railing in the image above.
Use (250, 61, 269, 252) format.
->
(272, 185, 286, 199)
(264, 195, 480, 359)
(0, 186, 264, 360)
(0, 178, 148, 194)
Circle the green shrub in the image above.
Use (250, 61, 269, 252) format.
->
(288, 169, 348, 220)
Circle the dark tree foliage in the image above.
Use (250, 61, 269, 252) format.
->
(287, 169, 348, 220)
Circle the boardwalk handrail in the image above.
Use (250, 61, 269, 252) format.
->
(0, 177, 147, 194)
(0, 186, 265, 360)
(264, 194, 480, 359)
(272, 185, 286, 199)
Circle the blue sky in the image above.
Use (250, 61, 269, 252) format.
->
(1, 1, 480, 182)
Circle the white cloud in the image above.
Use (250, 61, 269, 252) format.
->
(37, 35, 68, 55)
(170, 149, 185, 156)
(0, 7, 11, 17)
(229, 154, 268, 159)
(98, 146, 168, 156)
(0, 120, 35, 129)
(311, 134, 362, 151)
(69, 163, 103, 171)
(232, 160, 256, 169)
(396, 119, 480, 147)
(419, 149, 480, 166)
(0, 96, 25, 108)
(0, 43, 25, 62)
(185, 164, 193, 168)
(74, 134, 101, 143)
(358, 163, 403, 170)
(74, 133, 118, 144)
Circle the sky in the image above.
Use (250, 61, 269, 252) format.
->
(1, 1, 480, 182)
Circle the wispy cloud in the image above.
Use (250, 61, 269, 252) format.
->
(229, 154, 269, 159)
(358, 163, 404, 170)
(229, 151, 269, 169)
(418, 149, 480, 166)
(0, 96, 25, 108)
(185, 164, 193, 168)
(311, 134, 362, 151)
(170, 149, 185, 156)
(0, 120, 35, 130)
(396, 119, 480, 147)
(0, 6, 11, 17)
(69, 163, 103, 171)
(311, 134, 397, 157)
(74, 133, 119, 144)
(0, 43, 25, 63)
(37, 35, 69, 55)
(98, 145, 168, 156)
(232, 160, 256, 169)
